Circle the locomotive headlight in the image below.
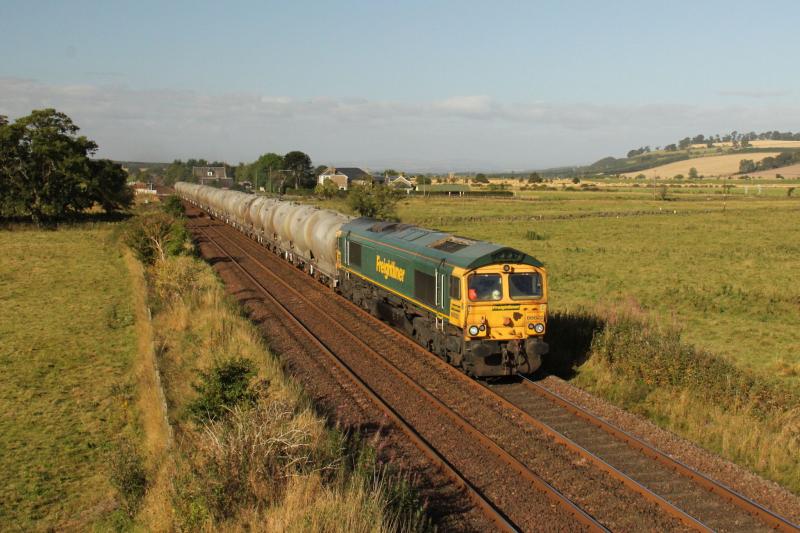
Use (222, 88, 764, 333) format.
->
(468, 325, 480, 336)
(533, 323, 545, 334)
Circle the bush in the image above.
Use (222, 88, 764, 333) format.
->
(188, 358, 258, 422)
(589, 310, 798, 415)
(123, 211, 192, 265)
(347, 185, 401, 219)
(153, 255, 212, 303)
(314, 180, 340, 199)
(162, 195, 185, 218)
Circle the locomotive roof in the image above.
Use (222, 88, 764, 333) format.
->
(342, 217, 543, 270)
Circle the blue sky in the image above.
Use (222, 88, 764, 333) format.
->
(2, 0, 799, 170)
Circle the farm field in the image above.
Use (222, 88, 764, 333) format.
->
(397, 193, 800, 380)
(622, 152, 781, 179)
(0, 225, 138, 530)
(690, 140, 800, 149)
(749, 162, 800, 179)
(313, 191, 800, 382)
(399, 193, 800, 382)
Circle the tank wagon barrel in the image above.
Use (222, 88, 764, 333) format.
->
(175, 181, 549, 378)
(176, 182, 350, 283)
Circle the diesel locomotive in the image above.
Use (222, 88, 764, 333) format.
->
(176, 182, 548, 377)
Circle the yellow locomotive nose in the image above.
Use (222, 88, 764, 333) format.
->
(503, 316, 513, 327)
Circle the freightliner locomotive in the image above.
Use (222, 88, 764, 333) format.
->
(176, 182, 548, 377)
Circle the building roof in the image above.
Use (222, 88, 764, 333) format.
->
(322, 167, 370, 181)
(342, 217, 543, 270)
(192, 166, 227, 178)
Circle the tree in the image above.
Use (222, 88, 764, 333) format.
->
(688, 167, 699, 179)
(0, 108, 132, 222)
(283, 150, 314, 189)
(528, 172, 542, 183)
(739, 159, 756, 174)
(314, 179, 339, 199)
(473, 173, 489, 184)
(678, 137, 692, 150)
(248, 152, 284, 191)
(572, 176, 581, 184)
(163, 159, 192, 185)
(88, 158, 134, 211)
(347, 184, 400, 219)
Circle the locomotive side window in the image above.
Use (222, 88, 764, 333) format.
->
(468, 274, 502, 301)
(349, 241, 362, 267)
(414, 270, 436, 306)
(509, 272, 542, 299)
(449, 276, 461, 300)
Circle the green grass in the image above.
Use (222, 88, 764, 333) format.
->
(0, 225, 139, 530)
(391, 193, 800, 381)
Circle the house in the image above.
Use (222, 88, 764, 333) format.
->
(387, 175, 415, 190)
(317, 167, 374, 190)
(130, 181, 156, 195)
(193, 166, 234, 188)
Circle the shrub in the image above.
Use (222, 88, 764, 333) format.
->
(347, 184, 401, 219)
(123, 211, 191, 265)
(314, 180, 340, 199)
(162, 195, 185, 218)
(188, 358, 258, 422)
(153, 255, 213, 303)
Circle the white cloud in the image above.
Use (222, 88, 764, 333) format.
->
(2, 77, 800, 171)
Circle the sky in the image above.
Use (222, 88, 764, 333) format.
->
(1, 0, 799, 171)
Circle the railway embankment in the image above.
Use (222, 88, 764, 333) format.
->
(546, 307, 800, 499)
(121, 201, 429, 531)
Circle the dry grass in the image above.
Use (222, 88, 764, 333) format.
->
(623, 152, 781, 178)
(139, 254, 427, 531)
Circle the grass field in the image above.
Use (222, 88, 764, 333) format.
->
(313, 191, 800, 381)
(0, 225, 138, 530)
(622, 152, 781, 179)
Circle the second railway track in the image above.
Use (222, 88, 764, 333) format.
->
(186, 207, 799, 533)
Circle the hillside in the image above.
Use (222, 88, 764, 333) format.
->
(622, 152, 781, 179)
(748, 162, 800, 179)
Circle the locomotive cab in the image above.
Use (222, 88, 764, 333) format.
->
(453, 263, 548, 376)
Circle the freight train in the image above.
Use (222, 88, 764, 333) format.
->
(176, 182, 548, 377)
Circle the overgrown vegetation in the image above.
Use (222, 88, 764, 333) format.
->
(347, 183, 402, 219)
(122, 201, 428, 530)
(552, 305, 800, 493)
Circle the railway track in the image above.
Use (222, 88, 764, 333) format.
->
(488, 377, 800, 533)
(186, 208, 799, 532)
(193, 220, 603, 532)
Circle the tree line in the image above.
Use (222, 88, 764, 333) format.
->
(161, 151, 318, 192)
(739, 151, 800, 174)
(0, 109, 132, 223)
(627, 130, 800, 157)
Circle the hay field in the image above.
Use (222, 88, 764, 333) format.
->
(623, 152, 780, 179)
